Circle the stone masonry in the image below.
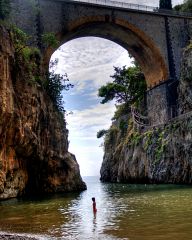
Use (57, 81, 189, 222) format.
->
(8, 0, 192, 124)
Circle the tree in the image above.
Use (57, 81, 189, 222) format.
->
(98, 66, 146, 108)
(159, 0, 172, 10)
(97, 129, 108, 138)
(0, 0, 10, 20)
(173, 0, 192, 12)
(45, 60, 74, 112)
(174, 4, 184, 11)
(181, 0, 192, 11)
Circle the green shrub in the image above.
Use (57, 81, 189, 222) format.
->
(174, 4, 184, 11)
(10, 26, 73, 113)
(143, 130, 153, 150)
(112, 103, 130, 120)
(44, 71, 73, 112)
(21, 47, 40, 62)
(11, 25, 29, 53)
(105, 126, 119, 145)
(97, 129, 108, 138)
(119, 119, 128, 133)
(130, 131, 142, 146)
(144, 128, 169, 164)
(181, 0, 192, 12)
(42, 32, 59, 48)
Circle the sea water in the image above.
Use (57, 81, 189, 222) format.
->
(0, 176, 192, 240)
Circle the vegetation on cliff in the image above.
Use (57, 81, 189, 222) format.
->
(42, 32, 59, 49)
(97, 65, 146, 141)
(1, 1, 73, 114)
(98, 65, 146, 121)
(0, 24, 86, 199)
(100, 40, 192, 184)
(100, 107, 192, 183)
(10, 25, 73, 113)
(98, 65, 146, 106)
(46, 60, 73, 112)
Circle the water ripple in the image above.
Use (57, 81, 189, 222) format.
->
(0, 178, 192, 240)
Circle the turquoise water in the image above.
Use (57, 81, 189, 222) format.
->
(0, 177, 192, 239)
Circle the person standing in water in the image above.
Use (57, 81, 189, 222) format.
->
(92, 197, 97, 213)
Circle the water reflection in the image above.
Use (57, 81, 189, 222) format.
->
(92, 212, 97, 233)
(0, 177, 192, 240)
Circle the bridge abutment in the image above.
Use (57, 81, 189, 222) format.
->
(147, 83, 169, 125)
(147, 78, 179, 125)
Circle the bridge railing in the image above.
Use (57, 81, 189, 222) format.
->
(59, 0, 192, 17)
(61, 0, 158, 12)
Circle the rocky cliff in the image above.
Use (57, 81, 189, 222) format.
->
(0, 25, 86, 200)
(100, 46, 192, 184)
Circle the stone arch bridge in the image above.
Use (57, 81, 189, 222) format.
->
(9, 0, 192, 125)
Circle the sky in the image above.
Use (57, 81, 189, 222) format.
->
(51, 0, 183, 176)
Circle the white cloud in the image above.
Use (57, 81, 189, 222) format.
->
(65, 95, 116, 177)
(51, 37, 131, 96)
(66, 102, 115, 140)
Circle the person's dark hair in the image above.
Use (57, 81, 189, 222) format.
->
(92, 197, 95, 202)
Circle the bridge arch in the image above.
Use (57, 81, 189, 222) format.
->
(45, 17, 168, 87)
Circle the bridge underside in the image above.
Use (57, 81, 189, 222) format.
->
(42, 17, 173, 125)
(45, 20, 169, 88)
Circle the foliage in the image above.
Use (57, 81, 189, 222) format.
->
(98, 66, 146, 106)
(123, 119, 142, 146)
(153, 130, 169, 163)
(143, 130, 153, 151)
(104, 126, 119, 145)
(119, 119, 128, 132)
(11, 25, 29, 53)
(130, 131, 142, 146)
(21, 47, 41, 84)
(10, 26, 42, 84)
(11, 26, 73, 112)
(174, 0, 192, 12)
(97, 129, 108, 138)
(159, 0, 172, 9)
(143, 128, 169, 164)
(182, 0, 192, 11)
(112, 103, 130, 120)
(174, 4, 184, 11)
(42, 32, 59, 48)
(21, 47, 40, 62)
(0, 0, 10, 20)
(10, 25, 73, 113)
(170, 121, 180, 131)
(44, 62, 73, 112)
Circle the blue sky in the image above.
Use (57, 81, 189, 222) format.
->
(51, 38, 131, 176)
(51, 0, 183, 176)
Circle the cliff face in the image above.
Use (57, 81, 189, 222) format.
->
(100, 47, 192, 184)
(0, 26, 86, 200)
